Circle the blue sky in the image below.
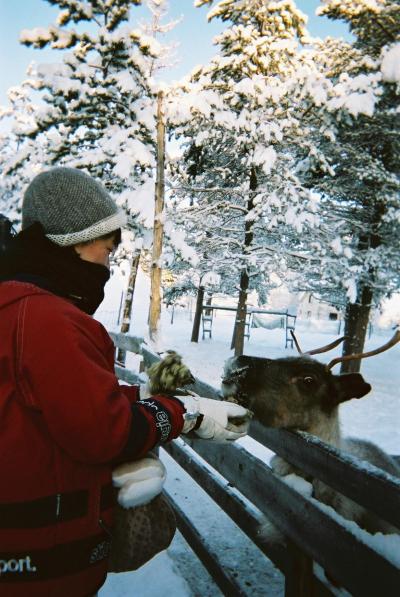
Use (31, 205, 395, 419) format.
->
(0, 0, 350, 105)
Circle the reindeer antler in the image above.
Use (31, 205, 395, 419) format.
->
(290, 330, 346, 356)
(306, 336, 347, 356)
(327, 329, 400, 370)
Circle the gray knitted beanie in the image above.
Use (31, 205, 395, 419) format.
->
(22, 167, 126, 246)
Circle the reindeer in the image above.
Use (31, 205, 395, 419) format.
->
(221, 331, 400, 535)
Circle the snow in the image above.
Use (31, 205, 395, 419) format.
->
(201, 271, 221, 287)
(119, 180, 155, 228)
(113, 140, 154, 179)
(163, 220, 199, 266)
(343, 92, 376, 118)
(167, 87, 224, 123)
(330, 237, 343, 255)
(19, 27, 52, 44)
(328, 89, 376, 118)
(99, 553, 191, 597)
(343, 277, 357, 303)
(381, 44, 400, 84)
(113, 71, 140, 94)
(282, 473, 313, 497)
(376, 294, 400, 329)
(312, 499, 400, 569)
(252, 144, 277, 175)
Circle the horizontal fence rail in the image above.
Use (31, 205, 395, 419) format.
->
(251, 422, 400, 531)
(179, 438, 399, 597)
(164, 486, 249, 597)
(110, 331, 400, 597)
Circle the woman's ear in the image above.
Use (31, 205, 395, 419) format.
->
(73, 243, 83, 257)
(73, 241, 93, 256)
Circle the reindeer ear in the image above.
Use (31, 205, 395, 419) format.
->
(333, 373, 372, 404)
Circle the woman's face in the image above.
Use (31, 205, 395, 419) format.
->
(74, 234, 118, 269)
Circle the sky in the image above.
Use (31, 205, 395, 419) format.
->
(0, 0, 351, 105)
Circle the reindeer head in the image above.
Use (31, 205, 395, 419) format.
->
(221, 331, 399, 432)
(221, 355, 371, 431)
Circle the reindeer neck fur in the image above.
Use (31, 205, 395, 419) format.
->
(307, 405, 343, 449)
(271, 407, 344, 478)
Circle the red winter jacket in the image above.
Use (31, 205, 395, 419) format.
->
(0, 281, 185, 597)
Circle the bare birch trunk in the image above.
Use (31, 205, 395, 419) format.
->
(116, 250, 141, 365)
(149, 91, 165, 342)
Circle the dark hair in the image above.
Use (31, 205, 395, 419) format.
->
(101, 228, 122, 247)
(82, 228, 121, 248)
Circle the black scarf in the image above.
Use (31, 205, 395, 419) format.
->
(0, 223, 110, 315)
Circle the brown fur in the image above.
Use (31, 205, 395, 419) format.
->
(222, 354, 400, 535)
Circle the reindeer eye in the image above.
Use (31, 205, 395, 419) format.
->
(303, 376, 315, 384)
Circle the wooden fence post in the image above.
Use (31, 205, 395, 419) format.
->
(285, 541, 315, 597)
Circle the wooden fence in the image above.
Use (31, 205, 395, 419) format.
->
(110, 331, 400, 597)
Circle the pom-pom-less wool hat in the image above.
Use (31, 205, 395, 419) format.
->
(22, 167, 126, 246)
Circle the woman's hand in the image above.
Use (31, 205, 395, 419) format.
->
(178, 395, 253, 442)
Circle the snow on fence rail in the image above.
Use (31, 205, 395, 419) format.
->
(109, 331, 400, 597)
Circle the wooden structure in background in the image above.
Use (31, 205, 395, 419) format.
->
(200, 304, 297, 349)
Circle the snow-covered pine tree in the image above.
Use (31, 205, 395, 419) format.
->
(0, 0, 195, 343)
(139, 0, 180, 75)
(0, 0, 162, 251)
(0, 84, 48, 223)
(167, 0, 320, 354)
(288, 0, 400, 371)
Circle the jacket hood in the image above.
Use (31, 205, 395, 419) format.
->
(0, 223, 110, 315)
(0, 280, 56, 312)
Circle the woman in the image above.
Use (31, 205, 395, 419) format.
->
(0, 167, 250, 597)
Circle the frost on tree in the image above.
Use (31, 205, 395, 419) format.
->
(0, 0, 200, 345)
(289, 0, 400, 371)
(0, 0, 160, 247)
(168, 0, 320, 353)
(166, 0, 399, 363)
(0, 0, 190, 336)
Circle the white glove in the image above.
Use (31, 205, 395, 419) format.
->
(178, 395, 252, 442)
(112, 454, 166, 509)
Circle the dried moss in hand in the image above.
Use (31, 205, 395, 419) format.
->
(147, 351, 195, 394)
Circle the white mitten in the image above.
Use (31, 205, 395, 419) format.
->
(178, 395, 252, 442)
(112, 454, 166, 509)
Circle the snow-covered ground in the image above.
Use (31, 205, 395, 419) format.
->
(97, 267, 400, 597)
